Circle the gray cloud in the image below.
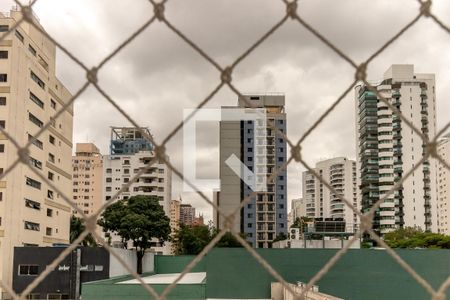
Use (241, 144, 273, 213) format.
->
(2, 0, 450, 221)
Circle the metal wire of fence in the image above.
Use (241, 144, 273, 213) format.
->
(0, 0, 449, 299)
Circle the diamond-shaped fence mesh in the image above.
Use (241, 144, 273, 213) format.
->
(0, 0, 449, 299)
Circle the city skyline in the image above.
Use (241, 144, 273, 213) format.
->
(1, 1, 450, 222)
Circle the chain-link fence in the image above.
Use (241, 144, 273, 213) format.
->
(1, 0, 450, 299)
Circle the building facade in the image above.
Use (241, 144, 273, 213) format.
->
(219, 94, 287, 248)
(290, 198, 307, 223)
(437, 134, 450, 235)
(169, 199, 181, 234)
(103, 127, 172, 253)
(356, 64, 438, 234)
(302, 158, 358, 232)
(0, 9, 74, 299)
(72, 143, 103, 217)
(180, 204, 196, 225)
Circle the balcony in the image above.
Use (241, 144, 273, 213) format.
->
(394, 166, 402, 173)
(392, 90, 401, 98)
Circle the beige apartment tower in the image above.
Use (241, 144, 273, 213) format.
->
(0, 9, 73, 299)
(303, 157, 359, 232)
(219, 95, 288, 248)
(169, 198, 181, 234)
(72, 143, 103, 216)
(437, 134, 450, 235)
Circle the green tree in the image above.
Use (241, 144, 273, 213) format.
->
(70, 215, 97, 247)
(98, 195, 170, 274)
(172, 225, 244, 255)
(384, 227, 450, 249)
(272, 232, 288, 243)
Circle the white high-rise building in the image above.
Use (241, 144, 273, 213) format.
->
(0, 9, 73, 299)
(437, 134, 450, 235)
(302, 158, 358, 232)
(103, 127, 172, 253)
(290, 198, 307, 221)
(355, 64, 438, 234)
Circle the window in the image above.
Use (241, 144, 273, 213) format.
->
(0, 74, 7, 82)
(30, 71, 45, 89)
(0, 192, 3, 201)
(49, 135, 55, 145)
(124, 178, 129, 183)
(29, 92, 44, 108)
(47, 209, 53, 217)
(25, 199, 41, 210)
(28, 134, 43, 149)
(0, 144, 4, 153)
(15, 30, 24, 42)
(47, 190, 54, 199)
(29, 112, 43, 128)
(106, 187, 112, 192)
(48, 153, 55, 163)
(48, 172, 54, 181)
(28, 44, 36, 56)
(124, 169, 130, 174)
(0, 25, 9, 32)
(18, 265, 39, 275)
(106, 177, 112, 183)
(24, 221, 40, 232)
(106, 168, 112, 173)
(29, 156, 42, 169)
(50, 99, 56, 109)
(0, 120, 5, 129)
(26, 177, 41, 189)
(0, 97, 5, 105)
(0, 51, 8, 59)
(46, 227, 52, 236)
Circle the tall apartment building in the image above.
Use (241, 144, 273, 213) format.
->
(0, 9, 73, 299)
(437, 134, 450, 235)
(219, 94, 287, 248)
(169, 199, 181, 234)
(180, 204, 195, 225)
(356, 64, 438, 235)
(290, 198, 307, 221)
(103, 127, 172, 253)
(302, 158, 358, 232)
(72, 143, 103, 217)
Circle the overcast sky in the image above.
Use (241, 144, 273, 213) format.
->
(2, 0, 450, 221)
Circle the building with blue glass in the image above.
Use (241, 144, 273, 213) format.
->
(219, 94, 287, 248)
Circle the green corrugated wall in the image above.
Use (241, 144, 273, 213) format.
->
(206, 248, 450, 299)
(83, 249, 450, 300)
(155, 255, 206, 274)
